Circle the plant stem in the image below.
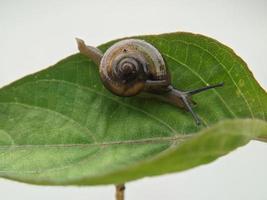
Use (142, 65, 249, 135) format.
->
(115, 184, 125, 200)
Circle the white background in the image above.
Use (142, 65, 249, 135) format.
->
(0, 0, 267, 199)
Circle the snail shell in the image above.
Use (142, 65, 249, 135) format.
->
(76, 37, 224, 125)
(100, 39, 170, 96)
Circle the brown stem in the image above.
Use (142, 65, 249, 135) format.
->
(115, 184, 125, 200)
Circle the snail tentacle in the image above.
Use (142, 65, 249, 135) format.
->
(180, 95, 201, 125)
(186, 82, 224, 95)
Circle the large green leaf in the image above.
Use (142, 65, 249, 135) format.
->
(0, 32, 266, 185)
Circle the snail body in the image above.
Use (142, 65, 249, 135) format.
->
(76, 38, 223, 125)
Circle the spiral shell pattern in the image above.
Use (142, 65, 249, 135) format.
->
(100, 39, 167, 96)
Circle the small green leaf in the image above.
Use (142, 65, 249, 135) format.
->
(0, 32, 266, 185)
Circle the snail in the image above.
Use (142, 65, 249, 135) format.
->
(76, 38, 223, 125)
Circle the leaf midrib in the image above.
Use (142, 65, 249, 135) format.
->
(0, 134, 193, 149)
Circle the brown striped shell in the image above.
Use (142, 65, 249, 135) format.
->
(99, 39, 169, 96)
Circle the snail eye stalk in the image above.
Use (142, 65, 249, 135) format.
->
(186, 83, 224, 96)
(184, 82, 224, 125)
(180, 95, 201, 125)
(166, 83, 224, 125)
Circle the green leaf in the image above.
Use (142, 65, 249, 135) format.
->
(0, 32, 266, 185)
